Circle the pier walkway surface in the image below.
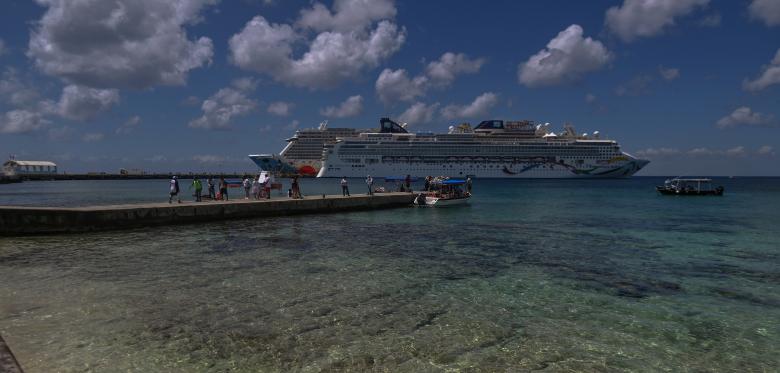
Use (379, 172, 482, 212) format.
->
(0, 193, 415, 235)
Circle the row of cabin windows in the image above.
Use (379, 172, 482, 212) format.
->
(341, 148, 610, 155)
(338, 159, 606, 166)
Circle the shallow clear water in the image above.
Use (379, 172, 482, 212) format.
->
(1, 178, 779, 372)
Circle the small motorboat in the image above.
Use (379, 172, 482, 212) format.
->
(656, 178, 724, 196)
(414, 177, 471, 206)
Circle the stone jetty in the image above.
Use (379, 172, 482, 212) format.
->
(0, 193, 415, 235)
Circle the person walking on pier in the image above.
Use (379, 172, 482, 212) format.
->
(219, 176, 229, 201)
(191, 177, 203, 202)
(251, 175, 261, 200)
(169, 176, 181, 204)
(291, 175, 302, 199)
(265, 172, 274, 199)
(207, 176, 215, 199)
(341, 177, 350, 196)
(405, 174, 412, 192)
(242, 176, 251, 199)
(466, 176, 473, 194)
(366, 175, 374, 196)
(258, 173, 267, 199)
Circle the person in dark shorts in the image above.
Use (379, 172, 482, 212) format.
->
(341, 177, 350, 196)
(207, 176, 215, 199)
(291, 175, 302, 199)
(366, 175, 374, 195)
(219, 176, 229, 201)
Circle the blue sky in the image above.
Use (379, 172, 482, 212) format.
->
(0, 0, 778, 175)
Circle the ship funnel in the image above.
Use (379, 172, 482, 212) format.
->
(379, 117, 409, 133)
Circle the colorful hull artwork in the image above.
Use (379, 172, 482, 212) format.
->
(248, 155, 320, 176)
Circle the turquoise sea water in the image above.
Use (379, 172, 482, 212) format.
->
(1, 177, 779, 372)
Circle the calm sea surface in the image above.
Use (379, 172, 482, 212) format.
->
(1, 177, 779, 372)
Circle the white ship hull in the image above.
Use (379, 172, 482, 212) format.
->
(318, 159, 648, 178)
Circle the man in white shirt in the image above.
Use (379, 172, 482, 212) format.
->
(341, 177, 350, 196)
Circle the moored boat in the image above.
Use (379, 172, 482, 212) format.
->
(656, 178, 724, 196)
(413, 177, 471, 206)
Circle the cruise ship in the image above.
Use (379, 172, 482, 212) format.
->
(316, 118, 649, 178)
(249, 121, 370, 176)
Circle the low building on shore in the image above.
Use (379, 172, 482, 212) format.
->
(2, 160, 58, 176)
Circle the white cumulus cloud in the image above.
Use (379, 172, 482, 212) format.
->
(375, 68, 428, 104)
(687, 147, 713, 156)
(698, 13, 721, 27)
(375, 52, 484, 104)
(189, 83, 258, 130)
(116, 115, 141, 134)
(425, 52, 486, 88)
(635, 147, 681, 157)
(398, 102, 439, 125)
(743, 48, 780, 92)
(726, 146, 746, 157)
(321, 95, 363, 118)
(716, 106, 776, 129)
(192, 154, 228, 163)
(757, 145, 775, 155)
(0, 68, 41, 107)
(296, 0, 396, 32)
(229, 1, 405, 90)
(518, 25, 611, 87)
(605, 0, 710, 42)
(267, 101, 294, 116)
(0, 109, 50, 134)
(659, 66, 680, 80)
(615, 74, 654, 96)
(749, 0, 780, 27)
(27, 0, 216, 89)
(284, 119, 300, 130)
(440, 92, 498, 120)
(52, 85, 119, 121)
(82, 132, 105, 142)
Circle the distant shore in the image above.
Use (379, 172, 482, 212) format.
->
(1, 172, 303, 181)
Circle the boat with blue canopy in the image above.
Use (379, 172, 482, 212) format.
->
(414, 176, 471, 206)
(656, 177, 724, 196)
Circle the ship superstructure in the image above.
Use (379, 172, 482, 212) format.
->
(316, 118, 649, 178)
(249, 121, 370, 175)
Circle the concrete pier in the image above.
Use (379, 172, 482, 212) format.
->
(0, 193, 415, 235)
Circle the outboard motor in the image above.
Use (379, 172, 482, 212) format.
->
(415, 193, 426, 205)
